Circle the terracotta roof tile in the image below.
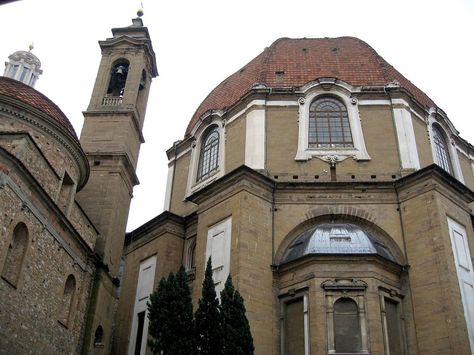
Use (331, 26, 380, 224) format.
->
(0, 76, 78, 140)
(185, 37, 435, 136)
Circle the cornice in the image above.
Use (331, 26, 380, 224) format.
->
(85, 152, 140, 191)
(186, 165, 275, 207)
(0, 100, 89, 190)
(124, 210, 185, 252)
(395, 164, 474, 204)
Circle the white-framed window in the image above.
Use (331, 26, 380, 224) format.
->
(309, 96, 353, 148)
(427, 111, 464, 182)
(295, 85, 370, 163)
(186, 118, 225, 196)
(205, 217, 232, 296)
(197, 126, 220, 181)
(279, 289, 310, 355)
(447, 218, 474, 353)
(128, 255, 157, 355)
(432, 124, 453, 174)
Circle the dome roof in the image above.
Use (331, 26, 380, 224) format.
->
(8, 50, 41, 68)
(281, 223, 396, 264)
(186, 37, 435, 136)
(0, 76, 77, 139)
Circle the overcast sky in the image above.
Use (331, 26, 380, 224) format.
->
(1, 0, 473, 231)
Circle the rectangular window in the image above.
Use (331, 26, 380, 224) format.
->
(205, 217, 232, 296)
(379, 289, 406, 355)
(385, 298, 403, 355)
(285, 298, 305, 355)
(280, 291, 310, 355)
(447, 218, 474, 352)
(128, 256, 157, 355)
(134, 311, 146, 355)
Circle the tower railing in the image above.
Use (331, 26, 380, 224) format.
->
(102, 96, 123, 106)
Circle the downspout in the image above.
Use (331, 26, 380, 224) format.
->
(395, 183, 421, 355)
(168, 141, 178, 212)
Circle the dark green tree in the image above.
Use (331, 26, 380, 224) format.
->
(195, 257, 223, 355)
(220, 275, 254, 355)
(147, 266, 195, 355)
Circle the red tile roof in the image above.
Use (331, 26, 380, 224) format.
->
(0, 76, 77, 139)
(186, 37, 435, 136)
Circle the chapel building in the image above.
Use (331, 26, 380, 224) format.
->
(0, 15, 474, 355)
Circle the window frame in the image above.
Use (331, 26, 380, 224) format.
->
(197, 126, 220, 181)
(184, 237, 197, 280)
(295, 85, 370, 163)
(59, 273, 77, 328)
(1, 221, 29, 288)
(428, 113, 464, 182)
(186, 118, 225, 196)
(321, 279, 370, 354)
(279, 288, 311, 355)
(379, 288, 407, 355)
(308, 96, 353, 149)
(205, 217, 232, 296)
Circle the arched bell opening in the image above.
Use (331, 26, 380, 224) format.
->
(107, 59, 129, 97)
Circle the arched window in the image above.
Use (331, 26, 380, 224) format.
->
(61, 274, 76, 326)
(432, 125, 453, 174)
(185, 238, 196, 272)
(309, 96, 353, 148)
(94, 325, 104, 345)
(197, 126, 220, 181)
(334, 298, 362, 353)
(1, 222, 28, 287)
(107, 59, 129, 97)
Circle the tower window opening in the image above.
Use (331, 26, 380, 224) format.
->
(107, 60, 129, 97)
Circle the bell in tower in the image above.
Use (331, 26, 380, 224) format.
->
(107, 60, 129, 97)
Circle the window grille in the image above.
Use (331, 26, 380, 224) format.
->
(197, 126, 219, 181)
(309, 97, 353, 148)
(432, 125, 453, 174)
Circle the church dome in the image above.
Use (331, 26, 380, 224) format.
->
(186, 37, 435, 136)
(281, 223, 396, 264)
(0, 76, 77, 139)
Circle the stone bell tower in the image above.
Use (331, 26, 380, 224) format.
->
(76, 14, 157, 354)
(78, 16, 157, 274)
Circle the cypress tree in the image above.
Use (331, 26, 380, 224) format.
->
(220, 275, 254, 355)
(195, 257, 223, 355)
(147, 266, 195, 355)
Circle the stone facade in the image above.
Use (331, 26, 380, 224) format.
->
(1, 19, 474, 355)
(0, 17, 156, 355)
(119, 38, 474, 355)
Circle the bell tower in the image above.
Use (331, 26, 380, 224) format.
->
(78, 16, 157, 275)
(76, 15, 157, 354)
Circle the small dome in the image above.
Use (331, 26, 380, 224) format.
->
(186, 37, 435, 136)
(281, 223, 396, 264)
(4, 50, 43, 87)
(8, 50, 41, 68)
